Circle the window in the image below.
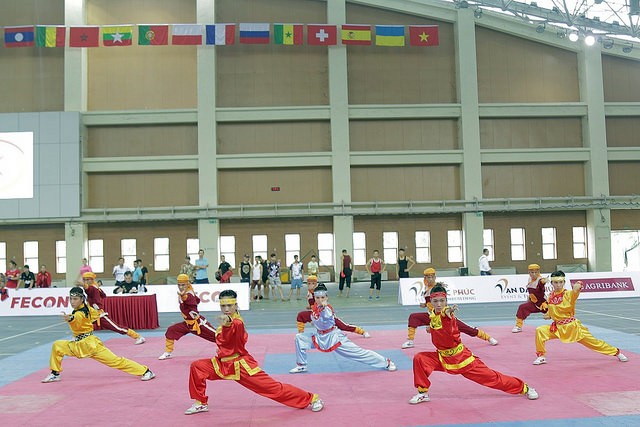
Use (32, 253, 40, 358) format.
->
(285, 234, 300, 266)
(219, 235, 236, 268)
(24, 241, 38, 269)
(154, 238, 170, 271)
(415, 231, 431, 263)
(383, 232, 398, 266)
(542, 227, 557, 260)
(186, 238, 200, 261)
(317, 233, 334, 267)
(88, 239, 104, 273)
(121, 238, 137, 268)
(353, 232, 367, 266)
(447, 230, 463, 263)
(483, 229, 495, 261)
(55, 240, 66, 274)
(0, 242, 6, 273)
(510, 228, 526, 261)
(252, 235, 268, 259)
(572, 227, 587, 259)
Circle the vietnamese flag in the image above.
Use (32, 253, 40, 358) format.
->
(69, 26, 100, 47)
(409, 25, 439, 46)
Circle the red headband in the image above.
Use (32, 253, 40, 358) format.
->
(430, 292, 447, 299)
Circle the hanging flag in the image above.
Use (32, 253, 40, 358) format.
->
(35, 26, 65, 47)
(375, 25, 405, 46)
(69, 26, 100, 47)
(273, 24, 303, 45)
(341, 24, 371, 45)
(409, 25, 439, 46)
(4, 26, 35, 47)
(307, 24, 337, 46)
(239, 23, 270, 44)
(172, 24, 202, 45)
(102, 25, 133, 47)
(205, 24, 235, 45)
(138, 25, 169, 45)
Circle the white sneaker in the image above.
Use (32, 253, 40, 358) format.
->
(532, 356, 547, 365)
(526, 386, 539, 400)
(141, 370, 156, 381)
(184, 402, 209, 415)
(41, 373, 60, 383)
(363, 331, 371, 338)
(386, 359, 397, 371)
(135, 337, 146, 345)
(488, 337, 499, 346)
(512, 326, 522, 333)
(289, 365, 307, 373)
(617, 353, 629, 362)
(310, 395, 324, 412)
(158, 352, 172, 360)
(401, 340, 414, 349)
(408, 393, 430, 404)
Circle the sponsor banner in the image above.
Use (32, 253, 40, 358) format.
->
(398, 271, 640, 306)
(0, 283, 250, 316)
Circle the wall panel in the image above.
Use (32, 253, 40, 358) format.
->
(350, 119, 459, 151)
(482, 164, 585, 198)
(87, 125, 198, 157)
(476, 27, 579, 103)
(217, 122, 331, 154)
(480, 118, 583, 149)
(608, 162, 640, 196)
(602, 54, 640, 102)
(605, 118, 640, 147)
(611, 210, 640, 230)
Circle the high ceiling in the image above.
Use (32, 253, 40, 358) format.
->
(448, 0, 640, 42)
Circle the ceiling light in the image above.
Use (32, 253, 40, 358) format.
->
(602, 38, 614, 50)
(622, 43, 633, 53)
(557, 30, 567, 39)
(474, 8, 483, 19)
(584, 32, 596, 46)
(568, 31, 579, 42)
(536, 23, 546, 33)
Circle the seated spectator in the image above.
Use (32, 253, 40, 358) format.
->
(114, 271, 139, 294)
(36, 265, 52, 288)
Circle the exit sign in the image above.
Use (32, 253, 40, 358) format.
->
(271, 186, 281, 191)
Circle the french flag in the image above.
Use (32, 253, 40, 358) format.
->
(239, 23, 270, 44)
(205, 24, 235, 45)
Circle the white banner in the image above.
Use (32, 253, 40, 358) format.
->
(0, 283, 251, 316)
(398, 271, 640, 306)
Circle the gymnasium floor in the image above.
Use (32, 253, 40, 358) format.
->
(1, 281, 639, 427)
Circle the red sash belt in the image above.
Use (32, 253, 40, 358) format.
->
(550, 316, 576, 333)
(317, 326, 336, 335)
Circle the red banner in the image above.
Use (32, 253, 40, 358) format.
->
(570, 277, 635, 293)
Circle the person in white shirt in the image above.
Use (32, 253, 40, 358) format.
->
(479, 249, 492, 276)
(287, 255, 304, 301)
(112, 257, 132, 286)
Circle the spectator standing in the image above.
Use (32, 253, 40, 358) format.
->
(20, 265, 36, 289)
(287, 255, 304, 301)
(36, 264, 52, 288)
(397, 248, 416, 279)
(5, 260, 20, 289)
(479, 249, 492, 276)
(217, 255, 232, 283)
(366, 250, 386, 300)
(307, 254, 319, 277)
(112, 257, 132, 287)
(77, 258, 93, 283)
(179, 256, 195, 282)
(260, 255, 270, 299)
(136, 259, 148, 291)
(268, 253, 285, 301)
(338, 249, 352, 298)
(251, 255, 263, 301)
(194, 249, 209, 284)
(238, 254, 251, 285)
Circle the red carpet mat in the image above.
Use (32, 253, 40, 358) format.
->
(0, 326, 637, 427)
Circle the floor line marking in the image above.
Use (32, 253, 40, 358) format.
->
(0, 322, 64, 342)
(576, 309, 640, 322)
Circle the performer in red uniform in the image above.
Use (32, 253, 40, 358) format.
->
(81, 272, 145, 345)
(158, 274, 218, 360)
(185, 289, 325, 415)
(513, 264, 548, 333)
(296, 275, 370, 338)
(402, 268, 498, 348)
(409, 284, 539, 404)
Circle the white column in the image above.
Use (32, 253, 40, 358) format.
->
(64, 0, 87, 111)
(455, 9, 484, 275)
(65, 222, 87, 286)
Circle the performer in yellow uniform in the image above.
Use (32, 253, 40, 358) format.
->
(533, 271, 629, 365)
(41, 286, 156, 383)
